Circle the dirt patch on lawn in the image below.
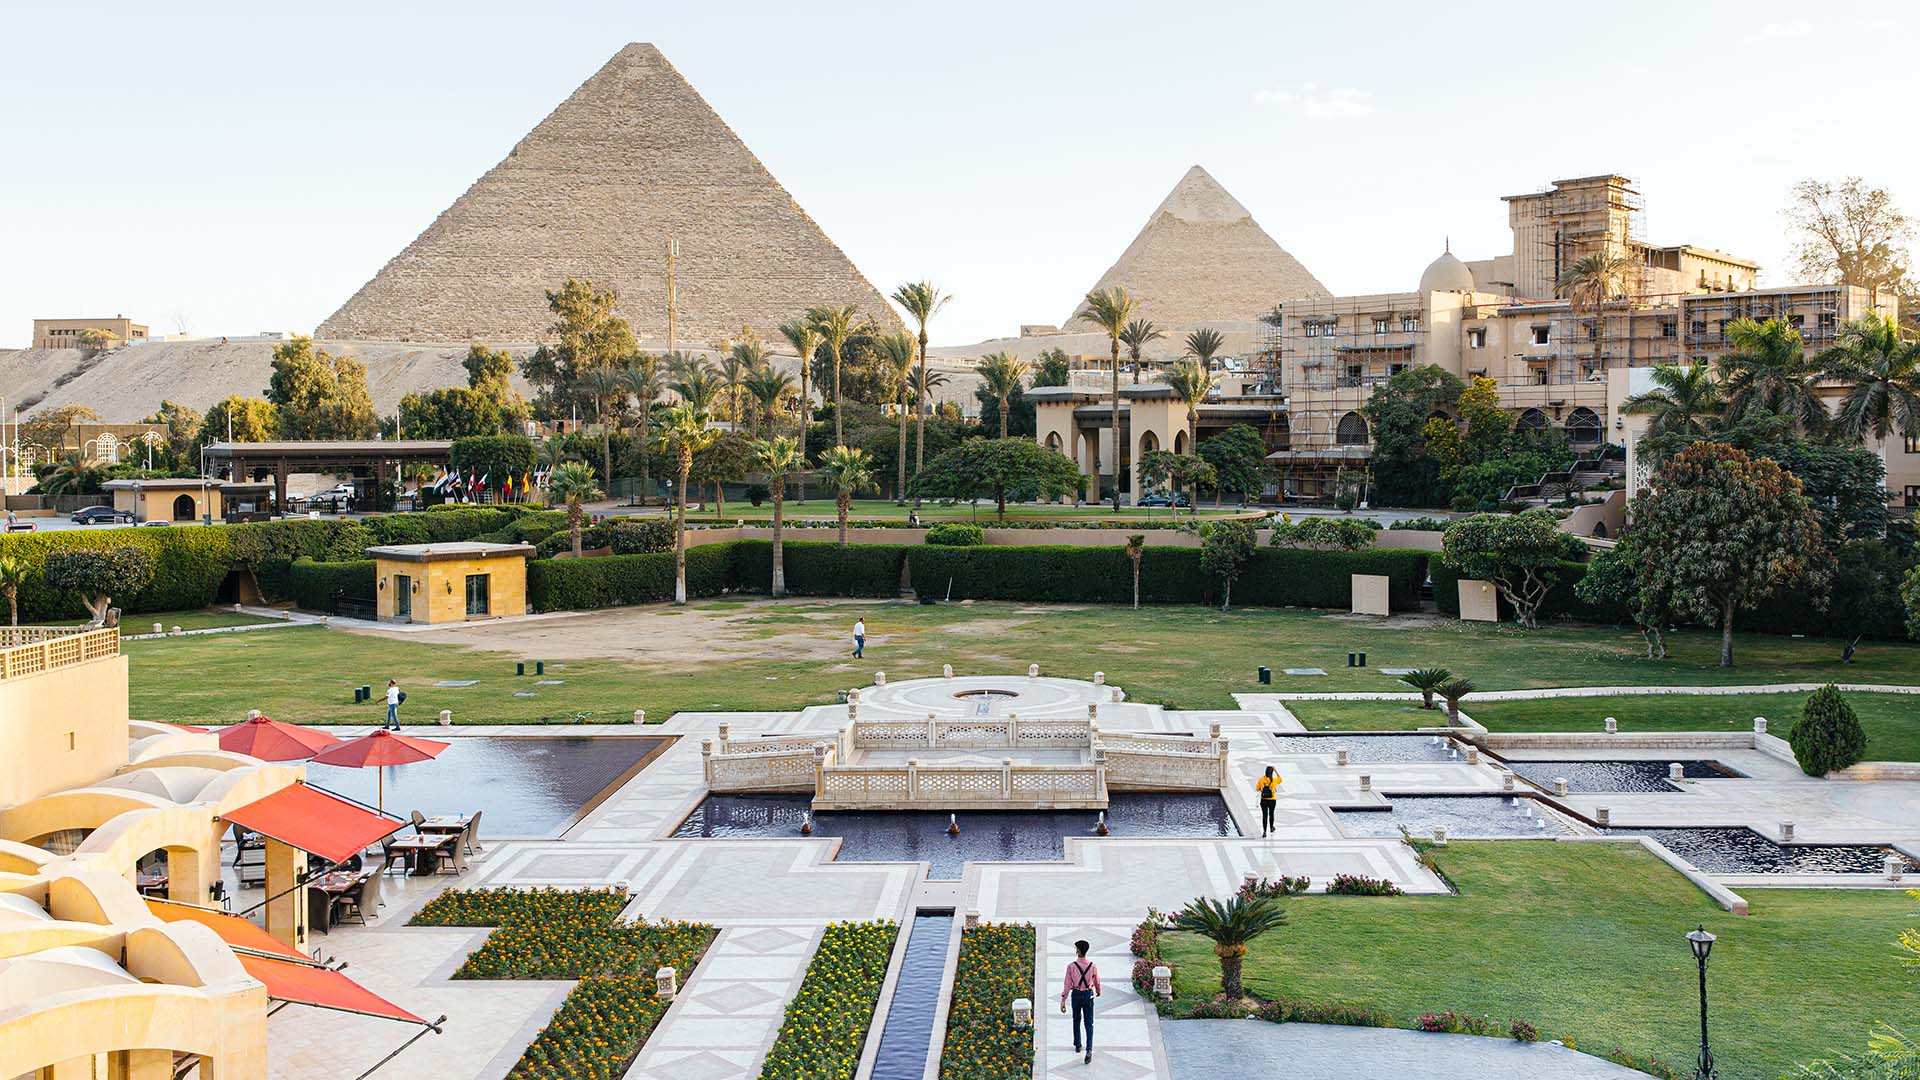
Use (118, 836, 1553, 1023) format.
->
(352, 599, 898, 664)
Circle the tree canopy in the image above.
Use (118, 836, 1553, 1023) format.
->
(1197, 425, 1268, 503)
(267, 335, 377, 440)
(45, 547, 153, 624)
(911, 437, 1084, 518)
(1440, 510, 1579, 629)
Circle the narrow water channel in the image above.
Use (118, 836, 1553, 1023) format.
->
(871, 911, 955, 1079)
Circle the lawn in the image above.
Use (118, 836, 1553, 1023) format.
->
(122, 599, 1920, 726)
(124, 609, 288, 633)
(1282, 691, 1920, 761)
(1157, 842, 1919, 1080)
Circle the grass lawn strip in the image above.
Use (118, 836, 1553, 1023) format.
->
(125, 608, 286, 632)
(408, 886, 715, 1079)
(1154, 842, 1915, 1080)
(759, 920, 898, 1080)
(124, 600, 1920, 726)
(939, 922, 1035, 1080)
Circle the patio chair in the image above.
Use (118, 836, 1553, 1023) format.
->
(409, 809, 427, 836)
(435, 833, 468, 875)
(377, 836, 408, 877)
(460, 811, 483, 856)
(332, 878, 373, 926)
(359, 869, 385, 914)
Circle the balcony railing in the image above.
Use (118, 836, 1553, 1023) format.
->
(0, 626, 120, 682)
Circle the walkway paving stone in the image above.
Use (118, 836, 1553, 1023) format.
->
(1162, 1018, 1647, 1079)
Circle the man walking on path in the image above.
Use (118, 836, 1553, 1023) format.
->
(1059, 938, 1101, 1064)
(852, 618, 866, 659)
(1255, 765, 1282, 837)
(384, 680, 402, 730)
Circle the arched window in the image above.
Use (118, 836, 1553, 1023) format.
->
(172, 494, 196, 521)
(1335, 412, 1369, 446)
(1516, 408, 1549, 435)
(1172, 430, 1188, 455)
(1044, 431, 1064, 454)
(1566, 406, 1601, 445)
(1138, 430, 1158, 456)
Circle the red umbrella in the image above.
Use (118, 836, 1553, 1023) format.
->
(309, 730, 451, 815)
(217, 715, 344, 762)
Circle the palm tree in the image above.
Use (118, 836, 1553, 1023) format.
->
(742, 363, 795, 438)
(0, 556, 24, 626)
(1124, 534, 1145, 610)
(1557, 251, 1637, 362)
(726, 341, 767, 426)
(866, 331, 918, 501)
(1718, 317, 1825, 434)
(651, 405, 718, 603)
(778, 319, 823, 501)
(1437, 677, 1475, 726)
(752, 436, 807, 597)
(580, 367, 625, 490)
(891, 281, 951, 482)
(1818, 312, 1920, 443)
(1185, 326, 1225, 365)
(818, 445, 877, 546)
(1168, 893, 1288, 1000)
(1075, 287, 1138, 512)
(1621, 362, 1723, 440)
(544, 461, 602, 557)
(1165, 359, 1215, 451)
(619, 356, 665, 499)
(670, 366, 725, 417)
(974, 351, 1030, 440)
(806, 304, 867, 448)
(1397, 667, 1453, 710)
(1119, 318, 1164, 385)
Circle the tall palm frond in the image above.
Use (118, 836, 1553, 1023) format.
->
(1817, 312, 1920, 443)
(1718, 317, 1826, 434)
(1184, 328, 1226, 368)
(1075, 287, 1138, 511)
(1621, 361, 1724, 441)
(805, 304, 870, 448)
(1165, 359, 1215, 450)
(1120, 318, 1164, 384)
(974, 350, 1030, 440)
(818, 444, 878, 545)
(877, 331, 918, 498)
(891, 281, 951, 481)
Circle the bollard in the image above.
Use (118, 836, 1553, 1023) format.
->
(1669, 762, 1685, 782)
(248, 709, 261, 721)
(536, 661, 545, 676)
(171, 626, 183, 636)
(152, 622, 163, 635)
(655, 966, 678, 1001)
(1093, 671, 1105, 685)
(1502, 772, 1516, 792)
(1553, 777, 1569, 797)
(1595, 807, 1610, 827)
(965, 910, 981, 929)
(1335, 749, 1350, 767)
(1432, 826, 1448, 847)
(1258, 666, 1271, 685)
(943, 664, 953, 678)
(1780, 821, 1795, 842)
(516, 662, 525, 676)
(1011, 997, 1033, 1027)
(1028, 663, 1039, 678)
(1152, 966, 1173, 999)
(1244, 871, 1259, 890)
(1465, 746, 1480, 765)
(875, 671, 886, 685)
(1346, 652, 1357, 668)
(1604, 716, 1617, 734)
(1753, 717, 1768, 735)
(633, 709, 646, 725)
(438, 709, 452, 727)
(1357, 652, 1366, 667)
(1887, 856, 1906, 882)
(1110, 687, 1123, 703)
(1358, 774, 1371, 792)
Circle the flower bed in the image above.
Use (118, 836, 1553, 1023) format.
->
(760, 920, 898, 1080)
(1238, 874, 1312, 901)
(1326, 873, 1403, 896)
(408, 886, 715, 1080)
(939, 922, 1035, 1080)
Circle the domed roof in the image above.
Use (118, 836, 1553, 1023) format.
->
(1419, 245, 1475, 293)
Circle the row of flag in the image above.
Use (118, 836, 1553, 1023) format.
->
(426, 467, 547, 503)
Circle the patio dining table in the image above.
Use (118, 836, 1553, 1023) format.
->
(388, 834, 458, 876)
(307, 868, 374, 933)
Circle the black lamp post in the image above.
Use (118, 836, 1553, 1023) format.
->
(1687, 923, 1716, 1079)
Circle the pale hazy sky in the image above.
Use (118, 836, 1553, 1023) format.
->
(3, 0, 1915, 349)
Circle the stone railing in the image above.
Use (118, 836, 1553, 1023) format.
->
(702, 729, 819, 793)
(1096, 729, 1230, 790)
(0, 626, 120, 682)
(817, 758, 1107, 811)
(850, 715, 1092, 751)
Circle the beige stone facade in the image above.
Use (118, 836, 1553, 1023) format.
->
(369, 542, 533, 624)
(317, 43, 899, 347)
(31, 317, 147, 351)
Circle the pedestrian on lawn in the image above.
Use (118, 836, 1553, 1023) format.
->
(852, 618, 866, 659)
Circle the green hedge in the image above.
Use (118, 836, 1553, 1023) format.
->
(287, 558, 375, 611)
(730, 541, 907, 597)
(1430, 558, 1627, 625)
(1239, 548, 1431, 611)
(525, 544, 738, 612)
(924, 522, 985, 546)
(0, 527, 233, 621)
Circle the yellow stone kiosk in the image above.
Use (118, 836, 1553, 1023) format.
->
(366, 541, 534, 624)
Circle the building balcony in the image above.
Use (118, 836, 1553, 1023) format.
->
(0, 626, 121, 682)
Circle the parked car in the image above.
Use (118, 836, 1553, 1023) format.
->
(305, 492, 352, 512)
(141, 520, 171, 527)
(1136, 492, 1192, 508)
(71, 506, 135, 525)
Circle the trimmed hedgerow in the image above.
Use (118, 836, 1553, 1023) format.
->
(0, 526, 232, 621)
(924, 522, 986, 546)
(1238, 548, 1429, 612)
(940, 922, 1036, 1080)
(731, 540, 906, 598)
(523, 544, 737, 612)
(286, 558, 374, 610)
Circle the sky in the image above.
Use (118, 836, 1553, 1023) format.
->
(2, 0, 1916, 349)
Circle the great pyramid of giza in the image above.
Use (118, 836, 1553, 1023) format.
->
(1066, 165, 1329, 328)
(318, 43, 897, 345)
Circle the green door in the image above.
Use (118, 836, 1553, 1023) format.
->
(396, 574, 412, 619)
(465, 573, 490, 617)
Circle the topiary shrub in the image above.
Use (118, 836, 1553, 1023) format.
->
(924, 522, 985, 547)
(44, 547, 154, 623)
(1788, 685, 1869, 775)
(286, 558, 375, 611)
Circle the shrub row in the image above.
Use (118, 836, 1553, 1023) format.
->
(286, 559, 374, 611)
(939, 923, 1036, 1080)
(731, 541, 907, 598)
(759, 921, 898, 1080)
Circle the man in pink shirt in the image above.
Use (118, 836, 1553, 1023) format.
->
(1059, 938, 1101, 1063)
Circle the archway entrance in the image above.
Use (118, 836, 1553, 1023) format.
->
(172, 493, 196, 521)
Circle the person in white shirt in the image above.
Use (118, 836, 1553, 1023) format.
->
(852, 619, 866, 659)
(385, 680, 401, 730)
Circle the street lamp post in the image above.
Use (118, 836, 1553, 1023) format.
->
(1687, 924, 1716, 1079)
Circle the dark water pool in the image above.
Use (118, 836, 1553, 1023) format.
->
(306, 735, 666, 837)
(1334, 795, 1574, 838)
(872, 913, 954, 1079)
(1508, 760, 1734, 793)
(673, 793, 1238, 879)
(1274, 733, 1462, 763)
(1607, 827, 1916, 874)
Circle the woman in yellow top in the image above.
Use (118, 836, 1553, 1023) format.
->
(1254, 765, 1282, 837)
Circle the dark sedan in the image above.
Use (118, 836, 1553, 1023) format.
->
(71, 506, 135, 525)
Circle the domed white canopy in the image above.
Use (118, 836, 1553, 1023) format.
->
(1419, 247, 1476, 293)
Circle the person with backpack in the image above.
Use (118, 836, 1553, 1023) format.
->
(1255, 765, 1282, 837)
(1059, 938, 1101, 1063)
(385, 679, 404, 730)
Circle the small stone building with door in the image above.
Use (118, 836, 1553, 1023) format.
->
(366, 541, 533, 624)
(102, 477, 223, 523)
